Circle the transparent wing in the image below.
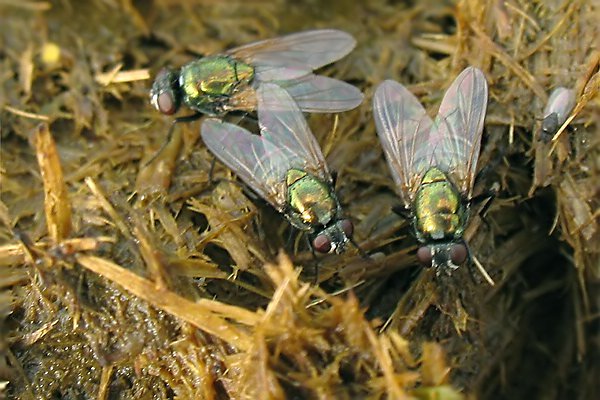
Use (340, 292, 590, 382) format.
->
(228, 29, 356, 81)
(373, 80, 433, 206)
(280, 74, 363, 113)
(544, 87, 575, 124)
(429, 67, 488, 196)
(201, 118, 302, 210)
(257, 83, 330, 181)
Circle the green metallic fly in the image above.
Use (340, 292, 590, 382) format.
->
(150, 29, 363, 122)
(200, 83, 354, 254)
(373, 67, 488, 273)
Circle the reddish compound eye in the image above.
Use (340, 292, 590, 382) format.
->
(417, 246, 432, 267)
(340, 219, 353, 237)
(313, 234, 332, 253)
(450, 244, 468, 265)
(156, 91, 176, 115)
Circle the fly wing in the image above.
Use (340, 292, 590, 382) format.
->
(430, 67, 488, 197)
(201, 118, 301, 210)
(373, 80, 433, 207)
(257, 83, 331, 181)
(228, 29, 356, 81)
(280, 74, 363, 112)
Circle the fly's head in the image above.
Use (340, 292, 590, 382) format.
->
(417, 241, 468, 273)
(540, 112, 558, 141)
(311, 218, 354, 254)
(150, 67, 182, 115)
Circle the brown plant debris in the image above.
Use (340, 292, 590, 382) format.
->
(0, 0, 598, 399)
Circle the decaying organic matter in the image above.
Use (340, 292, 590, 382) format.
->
(1, 1, 598, 399)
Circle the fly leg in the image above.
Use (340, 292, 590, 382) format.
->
(330, 170, 338, 187)
(465, 186, 498, 287)
(392, 205, 411, 220)
(204, 157, 243, 189)
(348, 237, 370, 260)
(469, 182, 499, 228)
(145, 112, 203, 166)
(227, 110, 258, 128)
(208, 157, 217, 184)
(284, 226, 297, 251)
(305, 234, 320, 284)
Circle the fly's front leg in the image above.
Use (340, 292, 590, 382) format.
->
(348, 236, 370, 260)
(470, 182, 499, 228)
(145, 112, 203, 166)
(392, 204, 411, 220)
(226, 110, 258, 128)
(330, 170, 338, 187)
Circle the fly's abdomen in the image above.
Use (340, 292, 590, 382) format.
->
(414, 168, 464, 241)
(180, 56, 254, 114)
(286, 169, 336, 229)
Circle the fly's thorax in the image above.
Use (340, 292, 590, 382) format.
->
(285, 171, 352, 255)
(179, 56, 254, 114)
(286, 168, 336, 229)
(413, 167, 466, 242)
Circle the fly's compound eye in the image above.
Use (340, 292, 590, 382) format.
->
(339, 219, 354, 238)
(151, 68, 179, 115)
(313, 234, 332, 254)
(417, 246, 432, 267)
(156, 91, 177, 115)
(450, 243, 468, 265)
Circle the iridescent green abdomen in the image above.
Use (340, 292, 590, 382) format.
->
(286, 168, 336, 230)
(179, 55, 254, 115)
(413, 167, 466, 242)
